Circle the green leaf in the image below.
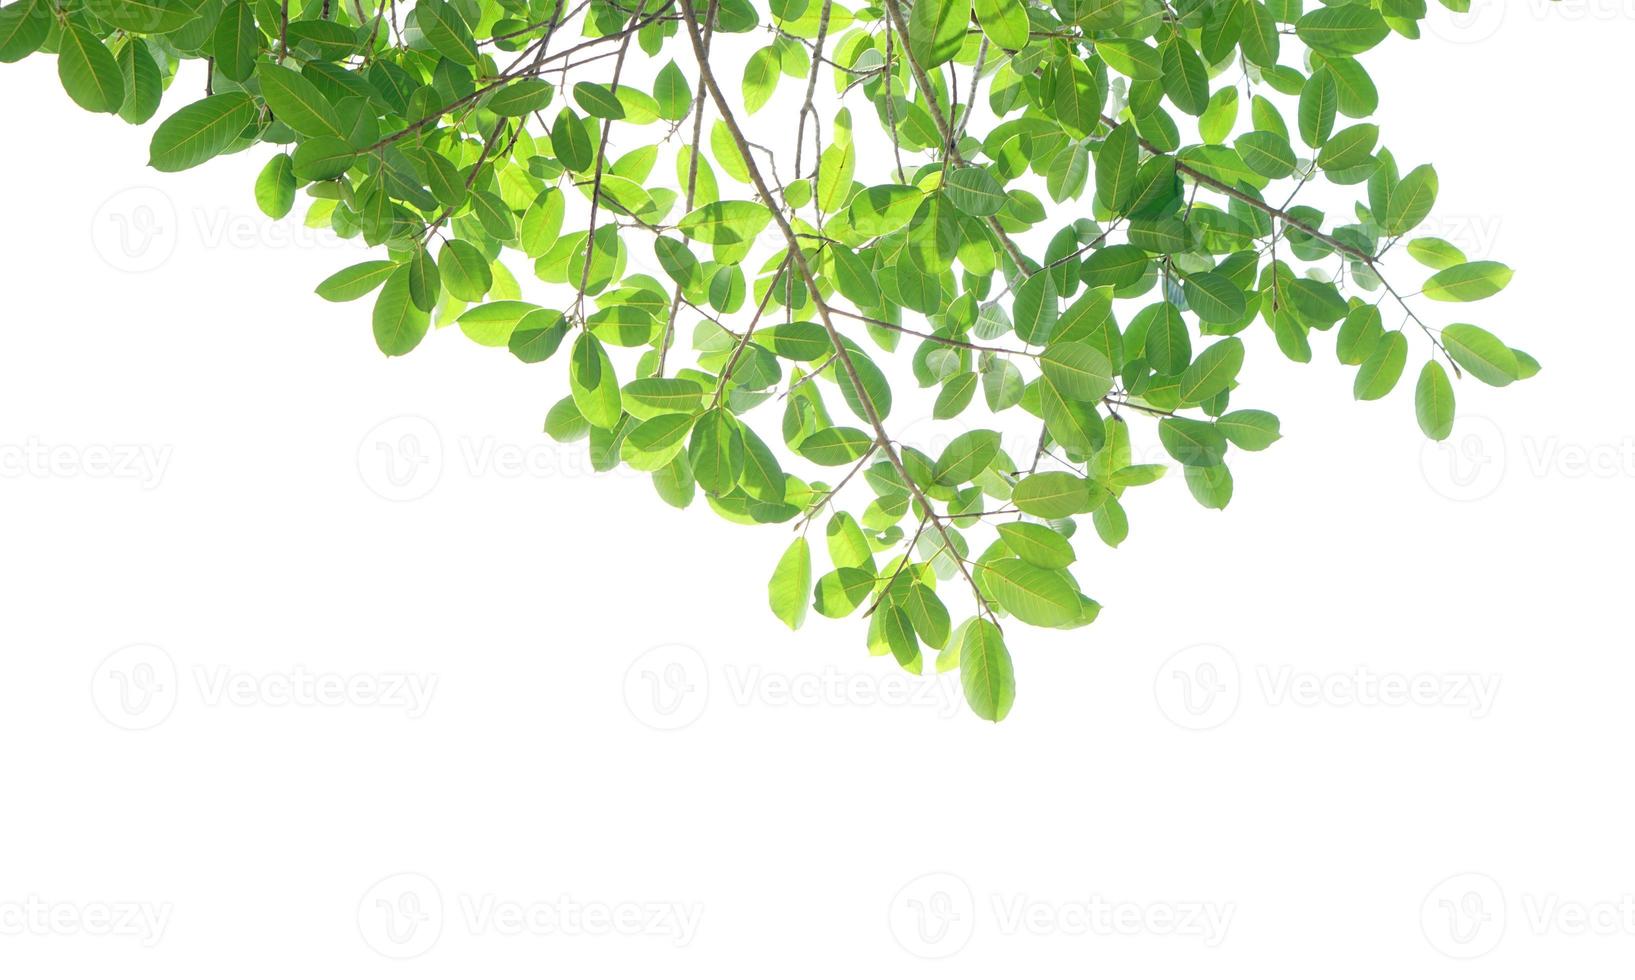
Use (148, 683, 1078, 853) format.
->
(1039, 342, 1114, 401)
(1385, 164, 1438, 235)
(798, 426, 874, 466)
(623, 378, 706, 418)
(996, 522, 1075, 570)
(257, 63, 345, 139)
(458, 301, 540, 347)
(1012, 472, 1093, 518)
(1422, 261, 1513, 302)
(84, 0, 196, 35)
(488, 78, 552, 116)
(1216, 409, 1282, 451)
(960, 619, 1015, 722)
(973, 0, 1029, 50)
(1095, 122, 1140, 213)
(372, 267, 430, 356)
(1158, 418, 1226, 467)
(845, 184, 923, 236)
(439, 240, 493, 302)
(984, 558, 1080, 628)
(1353, 331, 1408, 400)
(415, 0, 476, 64)
(212, 1, 259, 82)
(654, 60, 692, 120)
(906, 0, 968, 69)
(1297, 6, 1390, 56)
(254, 153, 296, 219)
(678, 200, 772, 244)
(570, 333, 623, 429)
(573, 81, 626, 119)
(552, 108, 594, 172)
(1316, 122, 1378, 171)
(741, 46, 778, 113)
(1414, 361, 1455, 440)
(933, 429, 1001, 485)
(768, 538, 811, 629)
(507, 309, 569, 364)
(1178, 338, 1244, 404)
(689, 407, 744, 494)
(0, 1, 50, 64)
(316, 260, 398, 302)
(1440, 324, 1520, 386)
(944, 166, 1007, 217)
(57, 24, 124, 113)
(1407, 236, 1465, 270)
(148, 92, 257, 171)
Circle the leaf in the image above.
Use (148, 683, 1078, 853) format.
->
(570, 333, 622, 429)
(372, 267, 430, 356)
(741, 46, 779, 113)
(316, 260, 398, 302)
(415, 0, 476, 64)
(1440, 324, 1520, 386)
(0, 1, 50, 64)
(973, 0, 1029, 50)
(996, 523, 1075, 570)
(1216, 409, 1282, 451)
(488, 78, 552, 116)
(1422, 262, 1513, 302)
(1296, 5, 1390, 56)
(798, 426, 874, 465)
(148, 92, 257, 171)
(907, 0, 968, 69)
(933, 430, 1001, 485)
(1158, 418, 1227, 467)
(1178, 338, 1244, 404)
(84, 0, 197, 35)
(654, 60, 692, 120)
(1385, 164, 1438, 235)
(255, 153, 296, 219)
(1039, 342, 1114, 401)
(845, 184, 923, 236)
(212, 1, 259, 82)
(1095, 122, 1140, 213)
(1012, 472, 1093, 518)
(768, 538, 811, 629)
(257, 63, 345, 140)
(573, 81, 626, 119)
(960, 619, 1014, 721)
(1415, 361, 1455, 440)
(678, 200, 772, 244)
(688, 407, 744, 494)
(439, 240, 493, 302)
(944, 166, 1007, 217)
(984, 558, 1080, 628)
(552, 108, 594, 172)
(1354, 331, 1408, 400)
(57, 24, 124, 113)
(458, 301, 540, 347)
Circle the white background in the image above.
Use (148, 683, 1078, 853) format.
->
(2, 1, 1632, 975)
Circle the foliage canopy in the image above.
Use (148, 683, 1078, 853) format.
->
(1, 0, 1533, 719)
